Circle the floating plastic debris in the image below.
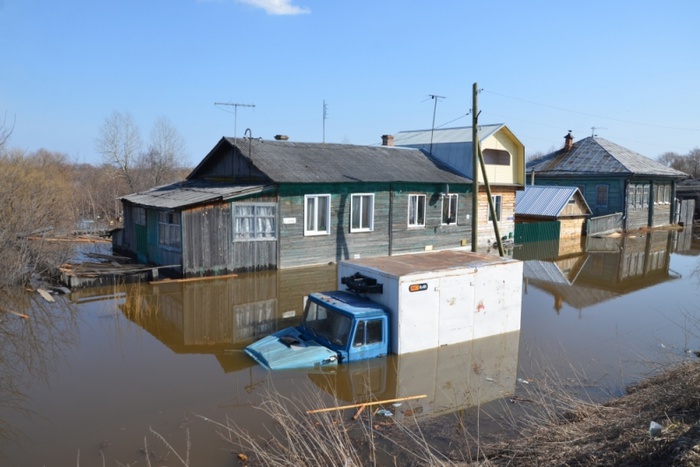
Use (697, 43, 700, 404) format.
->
(649, 421, 663, 437)
(376, 409, 393, 417)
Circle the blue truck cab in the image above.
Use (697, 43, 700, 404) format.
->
(244, 290, 391, 370)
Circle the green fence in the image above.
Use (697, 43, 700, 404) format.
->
(514, 221, 560, 243)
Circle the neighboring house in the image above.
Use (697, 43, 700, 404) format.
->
(114, 137, 473, 277)
(515, 186, 591, 239)
(527, 133, 688, 230)
(389, 124, 526, 247)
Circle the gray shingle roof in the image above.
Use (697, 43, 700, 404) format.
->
(527, 136, 688, 178)
(515, 186, 591, 217)
(219, 138, 472, 184)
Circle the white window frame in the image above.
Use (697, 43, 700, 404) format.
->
(407, 194, 426, 227)
(488, 195, 502, 222)
(232, 202, 277, 241)
(441, 193, 458, 225)
(304, 194, 331, 236)
(350, 193, 374, 233)
(158, 211, 181, 251)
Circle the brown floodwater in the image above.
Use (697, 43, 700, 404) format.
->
(1, 229, 699, 465)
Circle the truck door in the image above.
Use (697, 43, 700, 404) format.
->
(348, 317, 388, 361)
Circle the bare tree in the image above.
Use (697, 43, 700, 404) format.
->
(138, 116, 188, 187)
(0, 149, 77, 287)
(95, 111, 143, 191)
(0, 111, 14, 153)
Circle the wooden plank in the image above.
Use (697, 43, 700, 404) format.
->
(37, 288, 56, 303)
(150, 272, 238, 285)
(306, 394, 427, 415)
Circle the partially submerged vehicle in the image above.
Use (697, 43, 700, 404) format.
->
(244, 289, 390, 370)
(245, 250, 523, 370)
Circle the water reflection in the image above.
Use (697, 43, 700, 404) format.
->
(0, 288, 79, 442)
(308, 331, 520, 421)
(109, 264, 337, 372)
(516, 230, 682, 313)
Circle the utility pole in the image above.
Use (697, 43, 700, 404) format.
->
(471, 85, 479, 252)
(214, 102, 255, 139)
(429, 94, 445, 154)
(472, 83, 504, 256)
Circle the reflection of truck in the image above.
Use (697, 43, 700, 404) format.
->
(245, 250, 523, 370)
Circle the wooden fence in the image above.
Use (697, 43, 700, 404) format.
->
(586, 213, 624, 236)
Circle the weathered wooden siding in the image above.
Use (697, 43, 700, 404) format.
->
(278, 182, 472, 268)
(182, 192, 278, 276)
(477, 186, 516, 246)
(389, 183, 472, 255)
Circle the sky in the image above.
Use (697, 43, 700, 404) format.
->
(2, 0, 700, 167)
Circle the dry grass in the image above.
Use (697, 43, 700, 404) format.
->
(476, 360, 700, 466)
(182, 359, 700, 467)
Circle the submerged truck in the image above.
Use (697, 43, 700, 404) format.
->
(245, 250, 523, 370)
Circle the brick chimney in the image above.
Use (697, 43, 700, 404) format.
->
(381, 134, 394, 147)
(564, 131, 574, 151)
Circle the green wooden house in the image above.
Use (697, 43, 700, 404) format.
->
(114, 137, 473, 277)
(526, 133, 687, 231)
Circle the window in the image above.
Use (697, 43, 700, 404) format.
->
(158, 211, 181, 250)
(595, 184, 609, 209)
(353, 319, 384, 347)
(408, 194, 426, 227)
(483, 149, 510, 165)
(655, 184, 671, 204)
(133, 207, 146, 226)
(350, 193, 374, 232)
(233, 203, 276, 240)
(441, 194, 458, 225)
(488, 195, 502, 221)
(304, 194, 331, 235)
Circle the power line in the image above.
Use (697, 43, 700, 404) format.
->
(482, 89, 700, 132)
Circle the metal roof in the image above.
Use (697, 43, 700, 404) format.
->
(392, 124, 507, 177)
(196, 138, 472, 185)
(120, 179, 273, 209)
(515, 185, 591, 217)
(527, 136, 688, 178)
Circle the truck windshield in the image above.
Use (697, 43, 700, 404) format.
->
(302, 299, 352, 347)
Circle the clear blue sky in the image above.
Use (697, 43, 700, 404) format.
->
(2, 0, 699, 167)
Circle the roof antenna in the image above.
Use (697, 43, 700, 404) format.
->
(591, 126, 606, 137)
(428, 94, 445, 154)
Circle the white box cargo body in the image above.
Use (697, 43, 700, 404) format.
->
(337, 250, 523, 355)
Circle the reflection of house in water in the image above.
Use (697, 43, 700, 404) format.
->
(118, 264, 337, 371)
(516, 231, 681, 312)
(308, 331, 520, 421)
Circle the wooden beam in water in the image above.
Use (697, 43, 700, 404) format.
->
(150, 273, 238, 285)
(306, 394, 427, 415)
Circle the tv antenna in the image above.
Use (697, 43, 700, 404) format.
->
(591, 126, 606, 137)
(428, 94, 445, 154)
(323, 100, 328, 143)
(214, 102, 255, 139)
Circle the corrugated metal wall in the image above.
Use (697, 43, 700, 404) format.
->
(514, 221, 560, 243)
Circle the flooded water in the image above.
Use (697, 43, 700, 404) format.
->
(1, 229, 699, 465)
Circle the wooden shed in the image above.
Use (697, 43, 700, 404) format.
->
(514, 186, 591, 244)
